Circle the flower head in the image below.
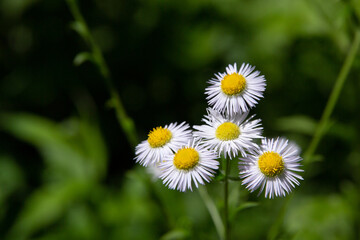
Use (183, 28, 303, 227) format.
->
(134, 122, 192, 166)
(193, 108, 263, 159)
(239, 137, 303, 198)
(159, 140, 219, 192)
(206, 63, 266, 116)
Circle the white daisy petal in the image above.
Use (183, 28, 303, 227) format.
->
(205, 63, 266, 116)
(146, 162, 164, 181)
(239, 137, 303, 198)
(134, 122, 192, 166)
(159, 140, 219, 192)
(193, 108, 263, 159)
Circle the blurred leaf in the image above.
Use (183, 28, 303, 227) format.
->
(70, 21, 88, 41)
(305, 0, 350, 50)
(351, 0, 360, 22)
(230, 202, 259, 221)
(346, 151, 360, 183)
(99, 168, 165, 240)
(275, 115, 317, 135)
(7, 181, 92, 240)
(0, 155, 24, 222)
(77, 117, 108, 178)
(63, 204, 102, 240)
(1, 0, 359, 239)
(160, 229, 190, 240)
(0, 156, 24, 203)
(73, 52, 93, 66)
(285, 194, 354, 240)
(0, 0, 38, 19)
(327, 122, 357, 143)
(235, 202, 259, 212)
(0, 113, 88, 181)
(0, 112, 107, 181)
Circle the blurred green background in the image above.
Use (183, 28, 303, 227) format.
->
(1, 0, 360, 239)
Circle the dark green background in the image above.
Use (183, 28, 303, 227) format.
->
(0, 0, 360, 239)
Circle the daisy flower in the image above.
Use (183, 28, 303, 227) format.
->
(134, 122, 192, 167)
(239, 137, 303, 198)
(159, 140, 219, 192)
(205, 63, 266, 116)
(193, 108, 263, 159)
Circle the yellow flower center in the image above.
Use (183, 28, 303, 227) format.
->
(221, 73, 246, 96)
(215, 122, 240, 141)
(258, 152, 285, 177)
(173, 147, 200, 170)
(147, 127, 172, 148)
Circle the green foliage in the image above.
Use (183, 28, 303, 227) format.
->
(0, 156, 24, 206)
(0, 113, 107, 181)
(0, 0, 360, 239)
(285, 193, 355, 240)
(0, 113, 108, 240)
(275, 115, 317, 136)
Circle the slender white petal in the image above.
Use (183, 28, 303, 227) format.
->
(134, 122, 192, 166)
(159, 140, 219, 192)
(193, 108, 263, 159)
(239, 137, 303, 198)
(206, 63, 266, 116)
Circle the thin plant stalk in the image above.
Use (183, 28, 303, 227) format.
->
(224, 157, 231, 240)
(66, 0, 176, 233)
(66, 0, 138, 148)
(144, 175, 174, 230)
(198, 187, 225, 240)
(304, 28, 360, 164)
(268, 28, 360, 240)
(267, 195, 293, 240)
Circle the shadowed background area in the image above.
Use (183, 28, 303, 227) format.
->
(0, 0, 360, 239)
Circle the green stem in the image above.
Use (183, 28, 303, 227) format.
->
(198, 187, 225, 240)
(144, 175, 174, 230)
(268, 29, 360, 240)
(66, 0, 138, 148)
(304, 28, 360, 164)
(224, 157, 230, 240)
(267, 195, 293, 240)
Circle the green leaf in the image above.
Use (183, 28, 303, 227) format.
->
(230, 202, 259, 221)
(235, 202, 259, 212)
(160, 229, 190, 240)
(351, 0, 360, 22)
(275, 115, 317, 135)
(0, 155, 24, 206)
(284, 195, 354, 240)
(77, 117, 108, 179)
(70, 21, 88, 40)
(73, 52, 93, 66)
(7, 181, 91, 240)
(0, 112, 107, 181)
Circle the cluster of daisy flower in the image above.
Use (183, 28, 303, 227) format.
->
(134, 63, 303, 198)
